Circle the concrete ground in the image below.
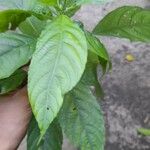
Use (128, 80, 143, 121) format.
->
(19, 0, 150, 149)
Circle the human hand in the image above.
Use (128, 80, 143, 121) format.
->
(0, 87, 31, 150)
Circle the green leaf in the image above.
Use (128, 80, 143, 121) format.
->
(93, 6, 150, 42)
(0, 0, 51, 18)
(59, 0, 108, 6)
(0, 0, 37, 10)
(0, 9, 31, 32)
(28, 15, 87, 136)
(19, 16, 46, 38)
(60, 1, 81, 17)
(82, 52, 104, 98)
(39, 0, 80, 17)
(85, 31, 111, 74)
(27, 116, 40, 150)
(75, 0, 110, 5)
(0, 8, 50, 33)
(64, 5, 81, 17)
(39, 0, 57, 6)
(59, 83, 105, 150)
(31, 3, 51, 16)
(27, 116, 63, 150)
(82, 52, 99, 85)
(0, 69, 27, 95)
(138, 128, 150, 136)
(85, 31, 109, 61)
(0, 32, 36, 79)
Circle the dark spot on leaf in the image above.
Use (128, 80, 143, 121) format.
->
(73, 107, 76, 111)
(47, 107, 49, 110)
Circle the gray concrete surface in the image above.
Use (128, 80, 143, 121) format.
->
(19, 0, 150, 149)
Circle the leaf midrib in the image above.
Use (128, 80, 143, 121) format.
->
(42, 20, 65, 131)
(27, 18, 39, 35)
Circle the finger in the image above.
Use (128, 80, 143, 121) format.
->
(0, 87, 31, 149)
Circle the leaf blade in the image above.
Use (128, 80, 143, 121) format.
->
(67, 0, 111, 5)
(82, 52, 104, 98)
(27, 116, 63, 150)
(0, 9, 49, 33)
(19, 16, 46, 38)
(0, 32, 36, 79)
(28, 15, 87, 136)
(85, 31, 109, 61)
(0, 0, 37, 10)
(138, 128, 150, 136)
(59, 83, 105, 150)
(93, 6, 150, 42)
(85, 31, 111, 74)
(39, 0, 57, 6)
(0, 9, 31, 32)
(0, 69, 27, 95)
